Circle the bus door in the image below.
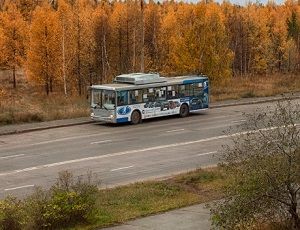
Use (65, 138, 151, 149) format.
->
(116, 91, 131, 122)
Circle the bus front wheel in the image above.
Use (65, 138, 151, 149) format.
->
(179, 104, 189, 117)
(130, 110, 141, 125)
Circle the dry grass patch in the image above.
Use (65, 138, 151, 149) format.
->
(210, 74, 300, 102)
(0, 85, 90, 125)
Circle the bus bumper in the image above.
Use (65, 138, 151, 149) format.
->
(91, 114, 115, 123)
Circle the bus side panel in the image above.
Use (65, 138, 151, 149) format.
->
(116, 100, 182, 123)
(116, 105, 131, 123)
(142, 99, 182, 119)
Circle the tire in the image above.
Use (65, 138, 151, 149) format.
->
(130, 110, 141, 125)
(179, 104, 189, 117)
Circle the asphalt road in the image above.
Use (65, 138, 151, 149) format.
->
(1, 96, 299, 199)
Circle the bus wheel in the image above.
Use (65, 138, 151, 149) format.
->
(179, 104, 189, 117)
(130, 110, 141, 125)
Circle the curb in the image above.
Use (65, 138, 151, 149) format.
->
(210, 93, 300, 108)
(0, 118, 93, 136)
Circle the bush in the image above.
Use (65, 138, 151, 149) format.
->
(0, 195, 26, 230)
(0, 171, 100, 230)
(210, 99, 300, 229)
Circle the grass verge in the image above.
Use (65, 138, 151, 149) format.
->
(82, 167, 226, 229)
(0, 167, 226, 230)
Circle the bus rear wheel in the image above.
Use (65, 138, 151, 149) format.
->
(179, 104, 189, 117)
(130, 110, 141, 125)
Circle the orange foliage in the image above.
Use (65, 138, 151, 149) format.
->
(0, 0, 299, 95)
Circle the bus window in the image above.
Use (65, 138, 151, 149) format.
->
(179, 85, 189, 97)
(93, 90, 101, 106)
(167, 85, 178, 99)
(129, 90, 142, 104)
(117, 91, 128, 106)
(143, 88, 155, 102)
(148, 88, 155, 101)
(136, 90, 142, 103)
(102, 90, 115, 109)
(129, 91, 135, 104)
(190, 83, 204, 97)
(155, 87, 166, 100)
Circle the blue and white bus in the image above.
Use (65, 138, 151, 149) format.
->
(90, 73, 209, 125)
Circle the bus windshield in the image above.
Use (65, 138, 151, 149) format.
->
(92, 89, 115, 110)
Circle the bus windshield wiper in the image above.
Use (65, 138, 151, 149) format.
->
(103, 104, 115, 110)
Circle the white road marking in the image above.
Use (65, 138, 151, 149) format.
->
(0, 134, 228, 177)
(90, 140, 112, 145)
(196, 151, 217, 156)
(0, 154, 25, 159)
(111, 166, 134, 172)
(0, 133, 109, 151)
(231, 120, 246, 123)
(166, 129, 185, 133)
(5, 184, 34, 191)
(0, 126, 280, 177)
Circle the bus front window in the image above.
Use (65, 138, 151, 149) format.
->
(102, 90, 115, 110)
(92, 90, 101, 108)
(92, 89, 115, 110)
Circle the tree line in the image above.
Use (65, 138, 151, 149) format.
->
(0, 0, 299, 96)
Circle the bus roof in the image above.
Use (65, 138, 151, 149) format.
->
(91, 73, 208, 91)
(114, 73, 167, 84)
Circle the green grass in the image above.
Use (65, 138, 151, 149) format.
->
(81, 168, 226, 229)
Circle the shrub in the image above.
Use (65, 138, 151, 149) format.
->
(0, 195, 26, 230)
(0, 171, 100, 230)
(210, 99, 300, 229)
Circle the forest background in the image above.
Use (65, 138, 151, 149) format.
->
(0, 0, 300, 124)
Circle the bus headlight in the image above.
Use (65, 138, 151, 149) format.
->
(91, 112, 94, 116)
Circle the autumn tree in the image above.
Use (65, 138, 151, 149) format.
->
(159, 1, 179, 74)
(167, 2, 195, 74)
(286, 8, 300, 73)
(57, 0, 75, 97)
(144, 0, 162, 72)
(166, 2, 233, 83)
(93, 2, 111, 84)
(247, 5, 270, 75)
(193, 2, 233, 82)
(0, 0, 5, 11)
(225, 3, 269, 77)
(26, 3, 60, 95)
(15, 0, 43, 21)
(71, 0, 96, 96)
(2, 0, 299, 89)
(76, 0, 96, 94)
(265, 3, 287, 74)
(222, 3, 248, 77)
(109, 1, 131, 76)
(0, 3, 28, 88)
(211, 99, 300, 229)
(287, 11, 300, 50)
